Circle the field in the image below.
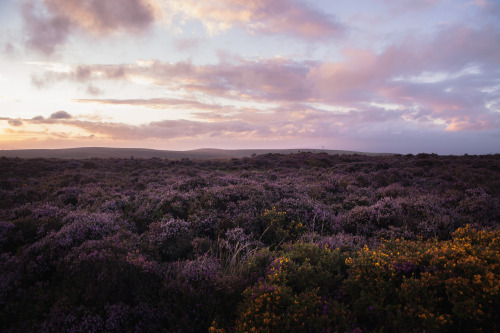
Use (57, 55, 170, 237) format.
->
(0, 152, 499, 332)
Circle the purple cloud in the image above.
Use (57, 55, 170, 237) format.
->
(44, 0, 161, 34)
(26, 21, 500, 135)
(74, 97, 224, 111)
(22, 2, 72, 56)
(21, 0, 161, 56)
(3, 106, 498, 154)
(50, 110, 72, 119)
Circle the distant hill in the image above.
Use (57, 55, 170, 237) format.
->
(0, 147, 393, 159)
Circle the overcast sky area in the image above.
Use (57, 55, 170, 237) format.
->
(0, 0, 499, 154)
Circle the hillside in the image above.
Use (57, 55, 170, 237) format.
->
(0, 147, 393, 159)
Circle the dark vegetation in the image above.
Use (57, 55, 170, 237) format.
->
(0, 152, 499, 332)
(0, 147, 390, 159)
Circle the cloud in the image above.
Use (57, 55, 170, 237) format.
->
(43, 0, 162, 34)
(3, 106, 498, 153)
(50, 110, 72, 119)
(2, 107, 347, 142)
(85, 84, 104, 96)
(28, 22, 500, 133)
(74, 97, 223, 111)
(22, 2, 72, 56)
(8, 119, 23, 127)
(30, 63, 129, 88)
(168, 0, 345, 40)
(21, 0, 162, 55)
(20, 0, 343, 57)
(469, 0, 500, 26)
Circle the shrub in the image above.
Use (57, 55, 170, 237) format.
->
(1, 153, 500, 331)
(143, 218, 192, 261)
(343, 226, 500, 332)
(234, 242, 351, 332)
(230, 227, 499, 332)
(259, 207, 306, 248)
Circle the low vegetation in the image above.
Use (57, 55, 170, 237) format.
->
(0, 153, 499, 331)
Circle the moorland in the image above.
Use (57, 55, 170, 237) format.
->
(0, 152, 498, 332)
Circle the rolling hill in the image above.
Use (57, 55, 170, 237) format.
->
(0, 147, 393, 159)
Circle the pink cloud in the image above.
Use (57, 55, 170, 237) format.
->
(28, 23, 500, 133)
(21, 0, 343, 56)
(170, 0, 344, 40)
(2, 106, 498, 153)
(22, 0, 161, 55)
(49, 110, 72, 119)
(43, 0, 162, 34)
(74, 97, 224, 111)
(249, 0, 345, 39)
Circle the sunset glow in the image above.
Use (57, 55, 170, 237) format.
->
(1, 0, 499, 153)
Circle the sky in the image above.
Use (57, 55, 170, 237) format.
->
(0, 0, 499, 154)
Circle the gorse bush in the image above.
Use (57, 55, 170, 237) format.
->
(231, 226, 499, 332)
(260, 207, 306, 248)
(343, 226, 500, 332)
(0, 153, 499, 331)
(232, 242, 354, 332)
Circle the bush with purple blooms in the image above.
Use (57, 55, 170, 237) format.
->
(0, 153, 499, 331)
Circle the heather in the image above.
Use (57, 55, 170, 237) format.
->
(0, 153, 499, 332)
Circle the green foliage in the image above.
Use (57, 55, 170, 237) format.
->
(231, 227, 499, 332)
(233, 242, 351, 332)
(260, 207, 306, 248)
(343, 226, 500, 332)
